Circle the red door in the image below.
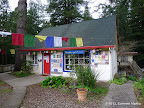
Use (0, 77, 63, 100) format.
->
(43, 53, 50, 74)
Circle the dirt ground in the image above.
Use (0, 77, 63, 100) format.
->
(0, 81, 13, 107)
(21, 83, 105, 108)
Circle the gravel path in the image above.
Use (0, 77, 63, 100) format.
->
(101, 80, 140, 108)
(20, 83, 103, 108)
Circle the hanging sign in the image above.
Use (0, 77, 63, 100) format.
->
(65, 50, 85, 54)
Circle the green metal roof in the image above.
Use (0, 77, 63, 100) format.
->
(34, 15, 116, 49)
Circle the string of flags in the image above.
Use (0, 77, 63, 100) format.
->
(11, 33, 83, 48)
(0, 31, 84, 55)
(27, 50, 55, 55)
(0, 49, 15, 54)
(0, 49, 54, 55)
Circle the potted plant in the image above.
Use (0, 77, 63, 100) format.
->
(75, 66, 88, 101)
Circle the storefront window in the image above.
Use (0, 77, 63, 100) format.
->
(64, 51, 89, 71)
(31, 53, 37, 65)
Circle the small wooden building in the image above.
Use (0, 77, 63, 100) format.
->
(22, 15, 118, 81)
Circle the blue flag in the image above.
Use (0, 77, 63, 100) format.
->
(45, 36, 54, 47)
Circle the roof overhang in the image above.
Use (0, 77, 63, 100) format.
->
(123, 52, 138, 55)
(21, 45, 114, 51)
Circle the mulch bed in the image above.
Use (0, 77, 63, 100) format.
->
(0, 81, 13, 107)
(21, 83, 105, 108)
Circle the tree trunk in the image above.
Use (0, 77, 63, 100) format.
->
(14, 0, 27, 71)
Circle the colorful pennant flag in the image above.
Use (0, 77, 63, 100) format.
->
(70, 38, 76, 47)
(40, 51, 45, 53)
(24, 34, 35, 47)
(54, 37, 62, 47)
(1, 49, 6, 54)
(0, 31, 11, 37)
(45, 36, 54, 48)
(10, 49, 15, 54)
(62, 37, 69, 42)
(35, 35, 47, 42)
(12, 33, 24, 46)
(6, 49, 11, 55)
(44, 51, 50, 53)
(32, 52, 36, 55)
(76, 38, 83, 47)
(27, 52, 32, 55)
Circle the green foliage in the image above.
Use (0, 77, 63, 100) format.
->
(41, 76, 69, 88)
(75, 66, 98, 88)
(89, 87, 108, 95)
(134, 78, 144, 97)
(10, 71, 33, 77)
(27, 1, 44, 35)
(111, 77, 127, 85)
(127, 76, 137, 81)
(83, 1, 93, 21)
(21, 60, 32, 73)
(46, 0, 84, 26)
(0, 81, 5, 85)
(100, 0, 144, 67)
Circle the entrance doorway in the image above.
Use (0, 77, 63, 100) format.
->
(43, 53, 50, 74)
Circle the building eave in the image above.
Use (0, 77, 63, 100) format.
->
(21, 45, 115, 51)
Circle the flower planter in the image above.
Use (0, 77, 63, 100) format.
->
(77, 88, 88, 101)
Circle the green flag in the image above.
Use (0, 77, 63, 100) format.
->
(24, 34, 35, 47)
(6, 49, 11, 55)
(70, 38, 76, 47)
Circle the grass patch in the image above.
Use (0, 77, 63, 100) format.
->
(10, 71, 34, 77)
(87, 87, 109, 101)
(90, 87, 109, 95)
(0, 88, 12, 94)
(0, 80, 5, 85)
(110, 77, 127, 85)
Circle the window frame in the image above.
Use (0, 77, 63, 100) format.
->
(63, 50, 90, 72)
(31, 53, 38, 65)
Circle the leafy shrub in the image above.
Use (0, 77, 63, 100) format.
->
(127, 76, 137, 81)
(134, 78, 144, 98)
(75, 66, 98, 88)
(21, 60, 32, 72)
(142, 89, 144, 97)
(10, 71, 33, 77)
(111, 77, 127, 85)
(41, 76, 69, 88)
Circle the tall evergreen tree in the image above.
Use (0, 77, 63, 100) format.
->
(100, 0, 130, 41)
(129, 0, 144, 67)
(27, 1, 43, 35)
(83, 1, 93, 21)
(100, 0, 144, 67)
(47, 0, 84, 26)
(0, 0, 10, 31)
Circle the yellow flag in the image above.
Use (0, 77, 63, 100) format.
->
(10, 49, 15, 54)
(76, 38, 83, 47)
(35, 35, 47, 42)
(33, 52, 36, 55)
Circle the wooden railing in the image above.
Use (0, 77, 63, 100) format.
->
(129, 61, 143, 77)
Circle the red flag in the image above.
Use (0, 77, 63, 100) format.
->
(62, 37, 69, 42)
(12, 33, 24, 46)
(1, 49, 6, 54)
